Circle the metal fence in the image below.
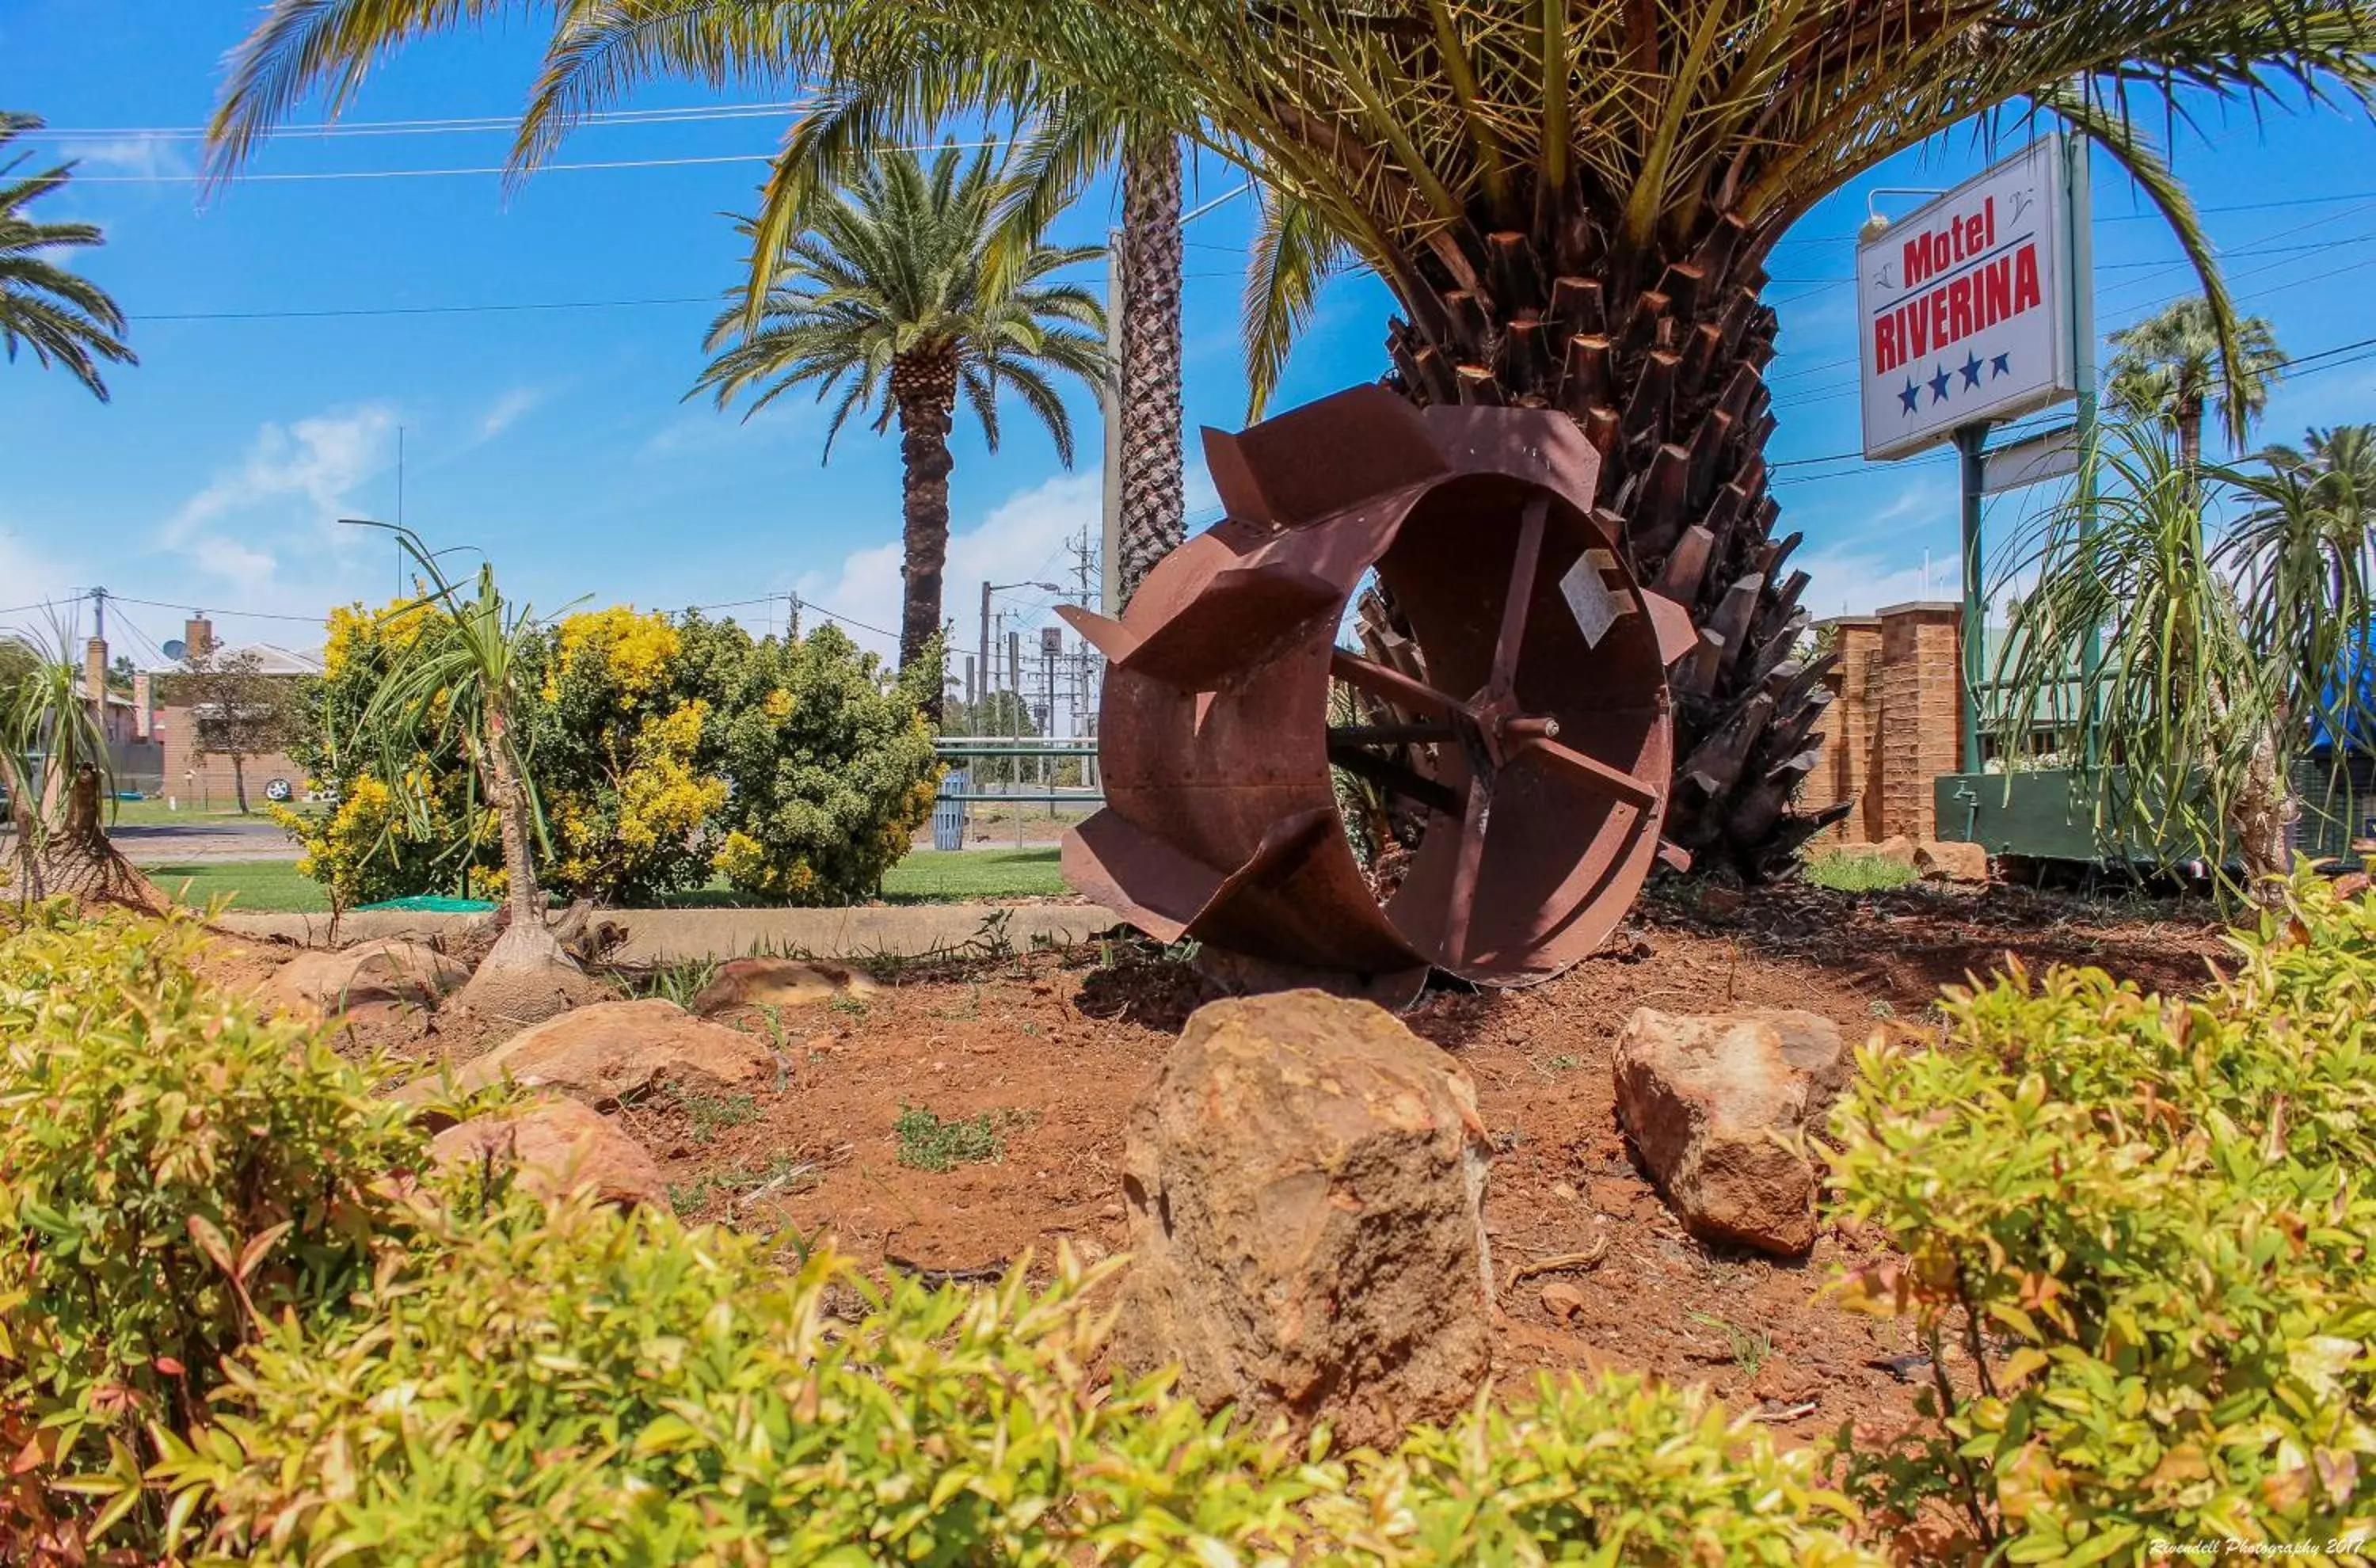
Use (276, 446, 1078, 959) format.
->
(931, 736, 1102, 850)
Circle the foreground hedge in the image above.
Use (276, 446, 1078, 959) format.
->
(0, 901, 425, 1555)
(1829, 868, 2376, 1562)
(154, 1192, 1873, 1566)
(1, 900, 1872, 1565)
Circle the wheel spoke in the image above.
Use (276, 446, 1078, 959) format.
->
(1515, 736, 1659, 810)
(1329, 649, 1469, 722)
(1438, 745, 1495, 967)
(1487, 497, 1549, 697)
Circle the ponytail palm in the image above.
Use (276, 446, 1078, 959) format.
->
(693, 143, 1105, 683)
(209, 0, 2376, 875)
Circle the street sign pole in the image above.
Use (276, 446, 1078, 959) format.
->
(1955, 421, 1990, 774)
(2063, 129, 2102, 764)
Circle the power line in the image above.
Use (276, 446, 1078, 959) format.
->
(35, 101, 807, 142)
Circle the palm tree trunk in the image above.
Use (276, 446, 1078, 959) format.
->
(482, 708, 543, 930)
(894, 374, 958, 718)
(2178, 398, 2204, 473)
(1382, 214, 1844, 877)
(1116, 132, 1185, 607)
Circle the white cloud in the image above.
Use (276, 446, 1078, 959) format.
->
(794, 471, 1099, 662)
(0, 519, 86, 645)
(476, 386, 545, 441)
(65, 134, 195, 182)
(158, 405, 398, 592)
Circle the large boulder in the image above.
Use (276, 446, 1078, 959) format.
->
(257, 939, 468, 1022)
(688, 956, 877, 1015)
(1112, 990, 1494, 1448)
(429, 1098, 666, 1208)
(1614, 1009, 1841, 1256)
(441, 998, 775, 1108)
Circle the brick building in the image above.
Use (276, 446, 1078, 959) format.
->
(1799, 601, 1965, 843)
(152, 618, 323, 810)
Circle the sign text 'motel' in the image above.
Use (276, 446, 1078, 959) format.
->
(1858, 136, 2081, 460)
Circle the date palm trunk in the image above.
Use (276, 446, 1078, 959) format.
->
(1381, 212, 1845, 877)
(1115, 131, 1185, 607)
(893, 356, 960, 719)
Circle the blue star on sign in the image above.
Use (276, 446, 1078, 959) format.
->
(1929, 363, 1952, 404)
(1899, 377, 1921, 415)
(1960, 351, 1984, 389)
(1991, 352, 2012, 378)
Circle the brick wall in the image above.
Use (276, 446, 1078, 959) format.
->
(154, 703, 310, 812)
(1806, 602, 1962, 844)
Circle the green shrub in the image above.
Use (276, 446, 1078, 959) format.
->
(1826, 867, 2376, 1562)
(0, 901, 423, 1553)
(155, 1187, 1875, 1566)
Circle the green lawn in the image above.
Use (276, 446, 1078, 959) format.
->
(104, 799, 324, 828)
(881, 847, 1068, 902)
(150, 861, 330, 913)
(150, 847, 1069, 915)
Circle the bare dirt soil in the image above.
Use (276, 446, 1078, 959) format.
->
(210, 877, 2231, 1452)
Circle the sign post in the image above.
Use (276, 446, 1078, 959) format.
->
(1858, 135, 2089, 774)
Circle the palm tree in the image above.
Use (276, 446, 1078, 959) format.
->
(1, 113, 135, 401)
(2001, 423, 2294, 898)
(2222, 424, 2376, 755)
(356, 523, 596, 1023)
(207, 0, 2376, 876)
(2107, 297, 2285, 470)
(692, 143, 1105, 692)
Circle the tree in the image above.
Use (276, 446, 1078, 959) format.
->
(356, 525, 596, 1023)
(2222, 424, 2376, 773)
(169, 641, 305, 814)
(0, 619, 158, 908)
(1997, 421, 2374, 900)
(1, 113, 135, 402)
(2107, 296, 2286, 470)
(206, 0, 2373, 879)
(693, 144, 1106, 700)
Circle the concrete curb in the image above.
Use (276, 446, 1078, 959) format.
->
(215, 903, 1117, 963)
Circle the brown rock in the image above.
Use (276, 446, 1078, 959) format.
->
(1539, 1281, 1587, 1322)
(1868, 835, 1920, 870)
(1914, 839, 1990, 885)
(1614, 1009, 1817, 1255)
(429, 1098, 665, 1208)
(1112, 990, 1493, 1448)
(1696, 885, 1746, 917)
(688, 956, 877, 1015)
(257, 939, 468, 1022)
(444, 998, 775, 1108)
(1751, 1009, 1851, 1125)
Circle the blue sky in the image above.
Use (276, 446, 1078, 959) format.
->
(6, 1, 2376, 673)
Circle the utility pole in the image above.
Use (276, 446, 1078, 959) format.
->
(786, 592, 802, 640)
(979, 581, 992, 711)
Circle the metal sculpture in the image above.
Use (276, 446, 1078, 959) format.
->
(1059, 387, 1696, 997)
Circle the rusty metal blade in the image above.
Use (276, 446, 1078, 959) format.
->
(1119, 562, 1339, 691)
(1054, 604, 1141, 665)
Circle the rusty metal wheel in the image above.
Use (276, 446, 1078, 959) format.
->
(1060, 388, 1693, 993)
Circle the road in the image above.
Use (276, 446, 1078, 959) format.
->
(112, 818, 300, 864)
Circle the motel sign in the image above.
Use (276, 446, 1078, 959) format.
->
(1858, 135, 2085, 461)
